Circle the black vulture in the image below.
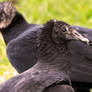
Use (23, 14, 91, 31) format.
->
(0, 2, 39, 72)
(0, 2, 92, 92)
(0, 11, 89, 92)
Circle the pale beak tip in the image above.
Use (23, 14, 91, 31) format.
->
(83, 38, 89, 46)
(87, 40, 89, 46)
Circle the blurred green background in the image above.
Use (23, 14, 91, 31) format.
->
(0, 0, 92, 83)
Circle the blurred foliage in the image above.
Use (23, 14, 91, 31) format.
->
(0, 0, 92, 83)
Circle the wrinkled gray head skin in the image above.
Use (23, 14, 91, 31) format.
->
(51, 19, 89, 45)
(0, 2, 16, 29)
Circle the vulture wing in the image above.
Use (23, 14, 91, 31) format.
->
(69, 26, 92, 82)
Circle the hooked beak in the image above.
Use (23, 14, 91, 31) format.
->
(66, 27, 89, 45)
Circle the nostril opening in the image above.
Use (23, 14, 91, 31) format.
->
(74, 32, 80, 36)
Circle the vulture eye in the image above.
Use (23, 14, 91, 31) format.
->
(62, 28, 67, 32)
(61, 25, 68, 33)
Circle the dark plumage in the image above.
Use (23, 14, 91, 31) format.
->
(69, 26, 92, 92)
(0, 15, 87, 92)
(69, 26, 92, 82)
(0, 2, 39, 72)
(0, 2, 92, 92)
(0, 2, 74, 92)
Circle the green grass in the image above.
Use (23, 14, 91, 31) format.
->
(0, 0, 92, 83)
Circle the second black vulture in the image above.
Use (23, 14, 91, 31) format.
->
(0, 2, 92, 92)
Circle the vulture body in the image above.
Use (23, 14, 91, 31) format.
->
(0, 2, 92, 92)
(2, 12, 40, 72)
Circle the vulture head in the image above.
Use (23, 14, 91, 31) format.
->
(37, 20, 90, 63)
(50, 20, 89, 45)
(0, 2, 16, 29)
